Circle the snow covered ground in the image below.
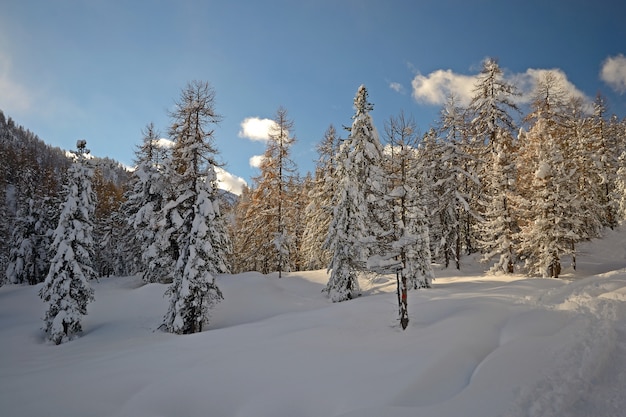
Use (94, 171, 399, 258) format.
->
(2, 229, 626, 417)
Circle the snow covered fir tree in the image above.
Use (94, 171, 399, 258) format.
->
(467, 58, 521, 274)
(429, 94, 476, 270)
(124, 122, 171, 284)
(324, 84, 388, 302)
(158, 81, 230, 334)
(38, 140, 97, 345)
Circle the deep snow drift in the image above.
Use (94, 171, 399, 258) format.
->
(2, 229, 626, 417)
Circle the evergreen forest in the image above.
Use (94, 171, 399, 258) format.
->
(3, 60, 626, 340)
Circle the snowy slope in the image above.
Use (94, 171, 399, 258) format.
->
(1, 230, 626, 417)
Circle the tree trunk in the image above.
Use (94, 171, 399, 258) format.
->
(398, 269, 409, 330)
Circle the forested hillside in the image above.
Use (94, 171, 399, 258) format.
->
(0, 110, 131, 284)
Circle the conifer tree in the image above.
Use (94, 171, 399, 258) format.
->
(324, 85, 385, 301)
(5, 188, 56, 285)
(516, 122, 575, 277)
(608, 115, 626, 221)
(383, 112, 434, 289)
(324, 139, 361, 302)
(467, 58, 520, 273)
(234, 107, 298, 276)
(561, 97, 603, 264)
(381, 112, 434, 328)
(0, 111, 70, 284)
(267, 108, 298, 277)
(616, 149, 626, 219)
(161, 81, 230, 334)
(516, 72, 584, 277)
(433, 95, 477, 269)
(125, 123, 172, 282)
(229, 185, 256, 273)
(164, 167, 226, 333)
(92, 165, 126, 277)
(301, 125, 340, 270)
(4, 139, 63, 285)
(289, 173, 309, 272)
(39, 140, 96, 344)
(589, 94, 620, 229)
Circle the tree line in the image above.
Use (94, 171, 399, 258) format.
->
(233, 59, 626, 284)
(2, 58, 626, 341)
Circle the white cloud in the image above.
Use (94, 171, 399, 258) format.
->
(389, 81, 405, 94)
(249, 154, 265, 168)
(511, 68, 591, 108)
(238, 117, 277, 142)
(153, 138, 175, 148)
(411, 69, 477, 106)
(600, 54, 626, 94)
(215, 167, 247, 196)
(411, 67, 591, 109)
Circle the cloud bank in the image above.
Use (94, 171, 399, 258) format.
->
(601, 54, 626, 94)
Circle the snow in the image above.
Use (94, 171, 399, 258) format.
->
(535, 160, 551, 179)
(2, 229, 626, 416)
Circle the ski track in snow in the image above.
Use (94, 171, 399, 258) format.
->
(504, 274, 626, 417)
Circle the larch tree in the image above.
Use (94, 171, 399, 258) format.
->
(324, 85, 386, 302)
(589, 94, 620, 229)
(92, 165, 126, 277)
(382, 112, 434, 328)
(301, 125, 340, 270)
(4, 142, 62, 286)
(6, 201, 41, 284)
(608, 114, 626, 221)
(235, 107, 298, 276)
(161, 81, 230, 335)
(561, 97, 603, 266)
(39, 140, 97, 345)
(467, 58, 520, 274)
(433, 95, 477, 269)
(266, 108, 298, 277)
(288, 173, 309, 272)
(616, 149, 626, 220)
(516, 72, 582, 278)
(382, 112, 434, 287)
(229, 185, 258, 273)
(516, 123, 574, 277)
(5, 178, 57, 285)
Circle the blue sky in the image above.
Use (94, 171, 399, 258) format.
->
(2, 0, 626, 192)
